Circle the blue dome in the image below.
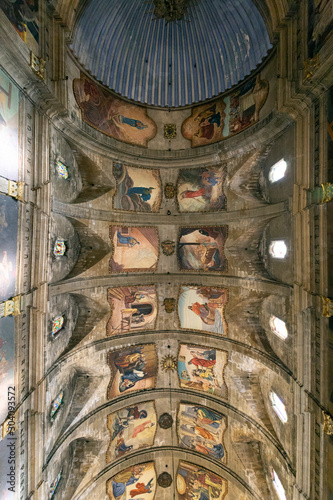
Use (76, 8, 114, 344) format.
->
(71, 0, 272, 108)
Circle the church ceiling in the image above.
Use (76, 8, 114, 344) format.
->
(71, 0, 272, 107)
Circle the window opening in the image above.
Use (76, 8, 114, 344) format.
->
(271, 469, 287, 500)
(54, 239, 66, 257)
(52, 316, 64, 336)
(269, 316, 288, 340)
(269, 240, 287, 259)
(269, 159, 287, 183)
(50, 391, 64, 419)
(270, 391, 288, 423)
(56, 160, 69, 179)
(50, 469, 63, 498)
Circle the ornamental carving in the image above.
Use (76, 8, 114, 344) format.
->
(164, 183, 176, 199)
(163, 298, 176, 313)
(164, 124, 177, 139)
(158, 413, 173, 429)
(161, 240, 175, 256)
(157, 472, 173, 488)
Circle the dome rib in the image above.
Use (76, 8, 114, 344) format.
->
(71, 0, 272, 107)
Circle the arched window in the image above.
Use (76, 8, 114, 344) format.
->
(270, 391, 288, 423)
(54, 239, 66, 257)
(271, 469, 287, 500)
(50, 469, 63, 498)
(56, 160, 69, 179)
(269, 240, 287, 259)
(269, 159, 287, 183)
(52, 316, 64, 336)
(50, 391, 64, 420)
(269, 316, 288, 340)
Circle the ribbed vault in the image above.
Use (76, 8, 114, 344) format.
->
(71, 0, 272, 107)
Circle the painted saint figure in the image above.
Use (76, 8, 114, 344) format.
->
(180, 170, 219, 200)
(126, 186, 155, 202)
(116, 230, 140, 247)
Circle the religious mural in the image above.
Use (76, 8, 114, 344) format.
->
(182, 74, 269, 147)
(0, 195, 18, 301)
(109, 226, 159, 273)
(106, 402, 157, 462)
(178, 227, 228, 272)
(0, 0, 39, 51)
(107, 462, 156, 500)
(0, 68, 19, 180)
(107, 286, 158, 336)
(178, 404, 226, 462)
(0, 316, 15, 423)
(113, 163, 162, 212)
(177, 462, 228, 500)
(73, 75, 157, 147)
(178, 286, 228, 335)
(107, 344, 157, 398)
(177, 165, 227, 212)
(178, 344, 228, 397)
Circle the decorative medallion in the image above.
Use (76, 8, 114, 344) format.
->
(163, 298, 176, 313)
(161, 240, 175, 256)
(158, 413, 173, 429)
(157, 472, 173, 488)
(164, 182, 176, 199)
(161, 354, 177, 372)
(164, 123, 177, 139)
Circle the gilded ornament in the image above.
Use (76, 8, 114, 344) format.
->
(323, 411, 333, 435)
(321, 183, 333, 204)
(303, 54, 320, 81)
(161, 354, 177, 372)
(161, 240, 175, 256)
(322, 296, 333, 317)
(164, 183, 176, 199)
(164, 123, 177, 139)
(29, 52, 46, 80)
(163, 298, 176, 313)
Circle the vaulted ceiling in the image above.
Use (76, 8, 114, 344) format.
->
(71, 0, 272, 106)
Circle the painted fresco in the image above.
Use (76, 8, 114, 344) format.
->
(107, 344, 157, 398)
(178, 286, 228, 335)
(107, 462, 156, 500)
(177, 461, 228, 500)
(113, 163, 162, 212)
(73, 75, 157, 147)
(177, 165, 227, 212)
(178, 227, 227, 272)
(0, 316, 15, 423)
(0, 195, 18, 301)
(178, 344, 228, 397)
(182, 74, 269, 147)
(107, 286, 158, 336)
(0, 0, 39, 50)
(178, 404, 226, 462)
(0, 68, 19, 180)
(107, 402, 156, 462)
(109, 226, 159, 273)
